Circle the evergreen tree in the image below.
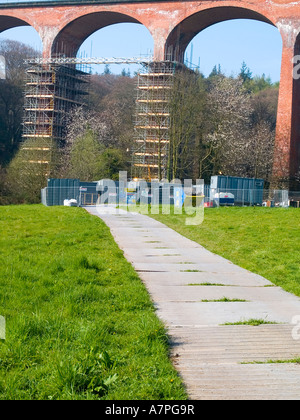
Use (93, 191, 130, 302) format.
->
(103, 64, 111, 75)
(239, 61, 253, 83)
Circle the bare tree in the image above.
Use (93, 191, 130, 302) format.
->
(246, 121, 275, 181)
(169, 70, 206, 180)
(0, 39, 40, 164)
(205, 76, 254, 176)
(64, 106, 109, 148)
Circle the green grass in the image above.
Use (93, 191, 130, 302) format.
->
(148, 207, 300, 297)
(180, 269, 202, 273)
(0, 205, 187, 400)
(201, 297, 247, 302)
(187, 283, 229, 286)
(244, 357, 300, 364)
(222, 319, 278, 326)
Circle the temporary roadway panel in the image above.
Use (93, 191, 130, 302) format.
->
(86, 205, 300, 400)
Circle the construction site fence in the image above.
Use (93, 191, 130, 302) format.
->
(206, 188, 300, 208)
(41, 185, 300, 208)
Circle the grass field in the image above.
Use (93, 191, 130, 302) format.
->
(149, 206, 300, 297)
(0, 205, 187, 400)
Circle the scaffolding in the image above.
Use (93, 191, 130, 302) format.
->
(23, 62, 90, 143)
(21, 56, 192, 181)
(132, 61, 177, 181)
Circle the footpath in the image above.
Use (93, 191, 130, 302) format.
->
(85, 206, 300, 400)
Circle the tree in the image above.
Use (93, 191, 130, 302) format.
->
(63, 128, 128, 182)
(247, 121, 275, 181)
(103, 64, 111, 75)
(63, 129, 103, 181)
(88, 73, 119, 108)
(203, 75, 276, 181)
(0, 39, 40, 165)
(205, 75, 253, 176)
(246, 74, 273, 93)
(209, 64, 223, 78)
(98, 148, 127, 180)
(168, 68, 278, 183)
(169, 70, 207, 180)
(87, 74, 136, 159)
(0, 165, 10, 205)
(5, 138, 59, 203)
(121, 68, 131, 77)
(98, 75, 136, 153)
(239, 61, 253, 83)
(64, 106, 110, 150)
(251, 87, 279, 131)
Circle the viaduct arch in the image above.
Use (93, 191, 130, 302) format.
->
(0, 0, 299, 186)
(51, 12, 145, 58)
(165, 6, 276, 63)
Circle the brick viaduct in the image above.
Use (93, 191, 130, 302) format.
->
(0, 0, 300, 186)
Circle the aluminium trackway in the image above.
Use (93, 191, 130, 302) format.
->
(85, 205, 300, 400)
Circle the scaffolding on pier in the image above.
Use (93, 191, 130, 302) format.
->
(23, 62, 90, 143)
(22, 61, 90, 173)
(132, 61, 177, 181)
